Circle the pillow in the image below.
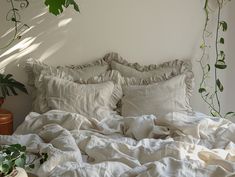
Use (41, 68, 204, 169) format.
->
(25, 58, 109, 113)
(103, 52, 194, 97)
(32, 68, 74, 113)
(25, 58, 109, 87)
(76, 70, 124, 110)
(44, 76, 118, 120)
(121, 74, 192, 117)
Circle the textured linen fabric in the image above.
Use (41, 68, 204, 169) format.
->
(76, 70, 124, 111)
(33, 68, 74, 113)
(26, 58, 109, 87)
(121, 74, 191, 117)
(25, 59, 109, 113)
(103, 52, 194, 98)
(0, 110, 234, 177)
(44, 76, 117, 120)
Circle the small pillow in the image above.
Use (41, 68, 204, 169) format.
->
(44, 76, 118, 120)
(77, 70, 124, 109)
(121, 74, 192, 117)
(33, 68, 74, 113)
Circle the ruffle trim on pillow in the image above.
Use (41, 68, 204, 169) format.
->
(64, 58, 108, 69)
(103, 52, 194, 99)
(25, 59, 48, 87)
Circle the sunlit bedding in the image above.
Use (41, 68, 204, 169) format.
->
(0, 53, 234, 177)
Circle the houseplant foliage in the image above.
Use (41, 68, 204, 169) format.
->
(199, 0, 233, 118)
(0, 0, 80, 50)
(0, 74, 28, 107)
(0, 144, 48, 176)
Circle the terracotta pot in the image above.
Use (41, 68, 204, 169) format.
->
(0, 98, 4, 107)
(5, 167, 28, 177)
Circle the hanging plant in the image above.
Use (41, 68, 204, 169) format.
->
(199, 0, 234, 118)
(0, 0, 80, 50)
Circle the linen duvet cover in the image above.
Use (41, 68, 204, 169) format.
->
(0, 110, 234, 177)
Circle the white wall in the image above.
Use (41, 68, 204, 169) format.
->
(0, 0, 234, 129)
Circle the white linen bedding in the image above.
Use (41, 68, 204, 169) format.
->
(0, 111, 234, 177)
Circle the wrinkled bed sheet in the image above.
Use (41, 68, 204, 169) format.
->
(0, 110, 234, 177)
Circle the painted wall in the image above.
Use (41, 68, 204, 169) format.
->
(0, 0, 234, 128)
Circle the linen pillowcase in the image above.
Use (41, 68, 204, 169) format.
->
(25, 58, 109, 87)
(32, 68, 74, 113)
(44, 76, 117, 120)
(76, 70, 124, 111)
(25, 58, 109, 113)
(103, 52, 194, 98)
(121, 74, 192, 117)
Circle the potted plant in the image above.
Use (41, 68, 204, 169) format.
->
(0, 74, 28, 108)
(0, 144, 47, 177)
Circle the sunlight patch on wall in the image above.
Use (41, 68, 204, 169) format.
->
(0, 37, 36, 59)
(58, 18, 72, 28)
(38, 41, 65, 62)
(32, 11, 47, 20)
(0, 28, 15, 39)
(0, 42, 41, 73)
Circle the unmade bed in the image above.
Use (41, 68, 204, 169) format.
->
(0, 52, 234, 177)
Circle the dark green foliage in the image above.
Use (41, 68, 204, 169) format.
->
(0, 144, 48, 176)
(216, 79, 224, 92)
(199, 88, 206, 93)
(44, 0, 80, 15)
(0, 74, 28, 99)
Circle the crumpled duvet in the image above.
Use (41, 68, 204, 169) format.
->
(0, 110, 234, 177)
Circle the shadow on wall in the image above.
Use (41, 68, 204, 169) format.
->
(0, 0, 75, 129)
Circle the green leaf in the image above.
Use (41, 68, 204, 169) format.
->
(215, 63, 227, 69)
(225, 112, 235, 118)
(44, 0, 80, 16)
(15, 157, 25, 168)
(199, 88, 206, 93)
(219, 51, 225, 60)
(29, 164, 35, 169)
(211, 110, 220, 117)
(200, 43, 206, 49)
(219, 37, 224, 44)
(216, 79, 224, 92)
(220, 21, 228, 31)
(207, 64, 210, 72)
(0, 74, 28, 99)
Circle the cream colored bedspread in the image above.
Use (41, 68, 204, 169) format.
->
(0, 111, 234, 177)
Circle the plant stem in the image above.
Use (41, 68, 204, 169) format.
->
(0, 0, 18, 50)
(214, 0, 222, 114)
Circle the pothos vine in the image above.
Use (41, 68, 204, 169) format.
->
(199, 0, 234, 118)
(0, 0, 80, 50)
(0, 0, 30, 50)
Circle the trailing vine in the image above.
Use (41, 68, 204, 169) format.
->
(0, 0, 80, 50)
(199, 0, 234, 118)
(0, 0, 30, 50)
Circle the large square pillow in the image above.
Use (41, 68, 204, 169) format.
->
(103, 52, 194, 98)
(121, 74, 192, 117)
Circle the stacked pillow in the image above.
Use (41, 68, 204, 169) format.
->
(26, 52, 194, 119)
(104, 52, 194, 117)
(26, 58, 120, 120)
